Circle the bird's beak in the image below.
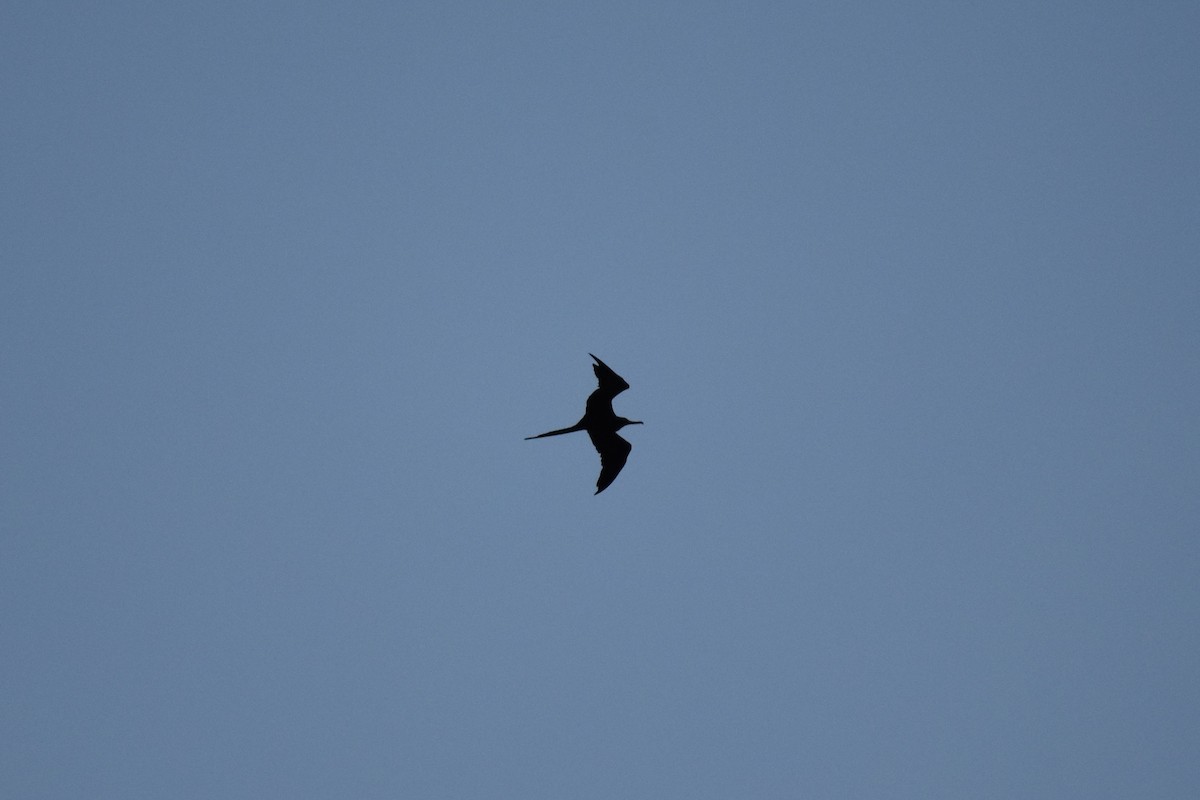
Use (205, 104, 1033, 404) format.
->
(631, 420, 644, 425)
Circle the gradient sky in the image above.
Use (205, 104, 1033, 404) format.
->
(3, 3, 1199, 798)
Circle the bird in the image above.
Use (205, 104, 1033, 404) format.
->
(525, 354, 643, 494)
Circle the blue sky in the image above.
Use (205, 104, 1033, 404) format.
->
(3, 2, 1198, 797)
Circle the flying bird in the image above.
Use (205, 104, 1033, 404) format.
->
(526, 354, 643, 494)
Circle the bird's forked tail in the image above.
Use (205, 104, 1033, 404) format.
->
(525, 422, 586, 440)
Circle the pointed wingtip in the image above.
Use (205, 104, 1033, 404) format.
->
(589, 353, 615, 373)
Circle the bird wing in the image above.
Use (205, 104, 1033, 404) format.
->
(588, 353, 630, 401)
(588, 429, 632, 495)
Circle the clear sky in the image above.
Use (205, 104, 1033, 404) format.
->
(3, 2, 1198, 798)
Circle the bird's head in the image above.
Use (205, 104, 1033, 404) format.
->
(617, 418, 643, 430)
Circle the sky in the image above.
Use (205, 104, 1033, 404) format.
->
(2, 2, 1199, 798)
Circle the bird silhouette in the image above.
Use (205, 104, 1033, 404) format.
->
(526, 354, 643, 494)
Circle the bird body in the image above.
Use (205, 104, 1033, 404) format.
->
(526, 354, 642, 494)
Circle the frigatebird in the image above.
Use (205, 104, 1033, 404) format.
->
(525, 354, 643, 494)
